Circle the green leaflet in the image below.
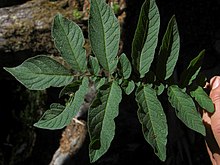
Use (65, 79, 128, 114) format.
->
(52, 13, 87, 72)
(179, 49, 205, 88)
(156, 15, 180, 80)
(94, 77, 106, 90)
(135, 84, 168, 161)
(167, 85, 206, 136)
(190, 86, 214, 113)
(89, 0, 120, 73)
(88, 81, 122, 162)
(59, 80, 82, 98)
(131, 0, 160, 78)
(88, 56, 101, 76)
(121, 80, 135, 95)
(4, 55, 73, 90)
(34, 77, 89, 129)
(119, 53, 132, 79)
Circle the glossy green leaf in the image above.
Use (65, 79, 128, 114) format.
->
(167, 85, 206, 136)
(89, 56, 101, 76)
(89, 0, 120, 73)
(52, 13, 87, 72)
(190, 86, 214, 113)
(4, 55, 73, 90)
(135, 84, 168, 161)
(179, 50, 205, 87)
(34, 77, 89, 129)
(156, 15, 180, 80)
(88, 81, 122, 162)
(131, 0, 160, 78)
(118, 53, 132, 79)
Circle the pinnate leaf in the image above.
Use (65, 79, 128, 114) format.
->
(88, 81, 122, 162)
(89, 0, 120, 73)
(135, 84, 168, 161)
(52, 13, 87, 72)
(34, 77, 89, 129)
(4, 55, 73, 90)
(131, 0, 160, 78)
(167, 85, 206, 136)
(190, 86, 214, 113)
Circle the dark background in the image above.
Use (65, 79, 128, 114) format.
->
(1, 0, 220, 164)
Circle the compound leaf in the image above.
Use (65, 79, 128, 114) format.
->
(89, 0, 120, 73)
(131, 0, 160, 78)
(136, 84, 168, 161)
(156, 15, 180, 80)
(190, 86, 214, 113)
(88, 81, 122, 162)
(52, 13, 87, 72)
(4, 55, 73, 90)
(34, 77, 89, 129)
(167, 85, 206, 136)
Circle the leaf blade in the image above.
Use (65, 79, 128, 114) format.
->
(156, 15, 180, 80)
(167, 85, 206, 136)
(52, 13, 87, 72)
(179, 50, 205, 87)
(34, 77, 89, 129)
(118, 53, 132, 79)
(4, 55, 73, 90)
(89, 0, 120, 73)
(135, 84, 168, 161)
(88, 81, 122, 162)
(131, 0, 160, 77)
(190, 86, 214, 113)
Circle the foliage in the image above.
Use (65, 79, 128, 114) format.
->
(3, 0, 214, 162)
